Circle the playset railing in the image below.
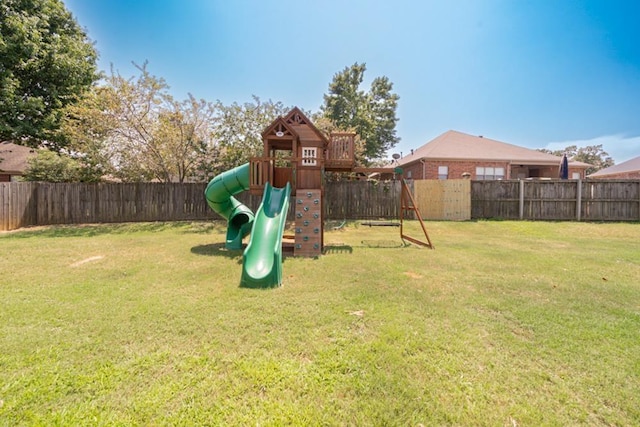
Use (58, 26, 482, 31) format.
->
(325, 132, 355, 171)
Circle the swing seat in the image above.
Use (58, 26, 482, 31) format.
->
(360, 221, 400, 227)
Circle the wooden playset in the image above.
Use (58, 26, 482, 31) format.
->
(248, 107, 433, 257)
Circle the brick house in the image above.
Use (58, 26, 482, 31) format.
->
(0, 142, 38, 182)
(587, 155, 640, 179)
(396, 130, 590, 180)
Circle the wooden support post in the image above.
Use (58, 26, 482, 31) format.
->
(399, 179, 434, 249)
(519, 179, 525, 220)
(576, 179, 582, 221)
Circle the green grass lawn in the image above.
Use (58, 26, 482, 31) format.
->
(1, 220, 639, 425)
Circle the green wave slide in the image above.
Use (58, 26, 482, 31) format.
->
(204, 163, 291, 288)
(240, 181, 291, 288)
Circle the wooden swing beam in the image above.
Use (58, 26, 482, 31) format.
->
(399, 179, 434, 249)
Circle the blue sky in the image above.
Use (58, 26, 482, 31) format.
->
(63, 0, 640, 163)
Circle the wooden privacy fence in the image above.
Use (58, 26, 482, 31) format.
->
(472, 179, 640, 221)
(324, 180, 402, 220)
(2, 179, 639, 231)
(1, 180, 404, 231)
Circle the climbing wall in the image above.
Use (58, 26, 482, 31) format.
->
(294, 189, 323, 257)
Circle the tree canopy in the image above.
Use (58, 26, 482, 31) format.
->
(320, 63, 400, 163)
(63, 63, 220, 182)
(539, 144, 614, 175)
(22, 149, 81, 182)
(213, 97, 291, 172)
(0, 0, 98, 147)
(62, 64, 288, 182)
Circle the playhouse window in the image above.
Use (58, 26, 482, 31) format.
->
(302, 148, 317, 166)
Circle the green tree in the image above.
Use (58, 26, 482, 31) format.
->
(22, 149, 80, 182)
(212, 96, 290, 173)
(0, 0, 99, 147)
(573, 145, 614, 175)
(154, 95, 219, 182)
(321, 63, 400, 163)
(61, 86, 116, 182)
(539, 144, 614, 175)
(64, 63, 218, 182)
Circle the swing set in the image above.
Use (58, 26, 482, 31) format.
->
(399, 178, 433, 249)
(361, 178, 434, 249)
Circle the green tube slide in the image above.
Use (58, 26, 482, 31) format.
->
(204, 163, 254, 250)
(240, 181, 291, 288)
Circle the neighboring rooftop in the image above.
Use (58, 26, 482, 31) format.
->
(398, 130, 590, 167)
(588, 155, 640, 177)
(0, 142, 38, 175)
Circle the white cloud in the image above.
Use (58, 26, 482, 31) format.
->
(544, 134, 640, 164)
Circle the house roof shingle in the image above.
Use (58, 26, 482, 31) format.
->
(398, 130, 590, 168)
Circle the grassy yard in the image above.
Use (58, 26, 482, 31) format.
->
(1, 220, 639, 425)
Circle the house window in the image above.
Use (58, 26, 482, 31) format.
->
(476, 167, 505, 180)
(438, 166, 448, 180)
(572, 172, 580, 180)
(302, 147, 317, 166)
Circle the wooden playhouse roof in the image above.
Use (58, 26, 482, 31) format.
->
(262, 107, 328, 145)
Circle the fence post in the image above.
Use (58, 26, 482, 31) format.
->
(519, 179, 524, 220)
(576, 179, 582, 221)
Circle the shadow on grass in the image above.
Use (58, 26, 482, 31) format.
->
(190, 242, 243, 262)
(179, 221, 227, 234)
(238, 281, 281, 290)
(3, 221, 229, 239)
(3, 222, 188, 239)
(323, 244, 354, 254)
(361, 239, 407, 248)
